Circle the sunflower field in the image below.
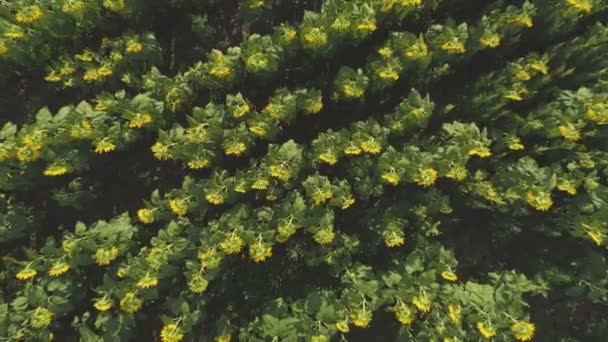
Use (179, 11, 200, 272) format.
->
(1, 0, 608, 341)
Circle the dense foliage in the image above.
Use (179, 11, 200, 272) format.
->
(1, 0, 608, 341)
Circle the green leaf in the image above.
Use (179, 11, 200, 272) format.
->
(382, 272, 403, 287)
(316, 300, 336, 322)
(305, 293, 322, 314)
(167, 297, 191, 316)
(261, 315, 298, 338)
(0, 303, 8, 336)
(0, 122, 17, 139)
(75, 101, 94, 116)
(35, 107, 53, 123)
(25, 286, 47, 307)
(11, 297, 28, 312)
(75, 221, 87, 236)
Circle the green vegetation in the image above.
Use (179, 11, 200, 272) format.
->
(1, 0, 607, 341)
